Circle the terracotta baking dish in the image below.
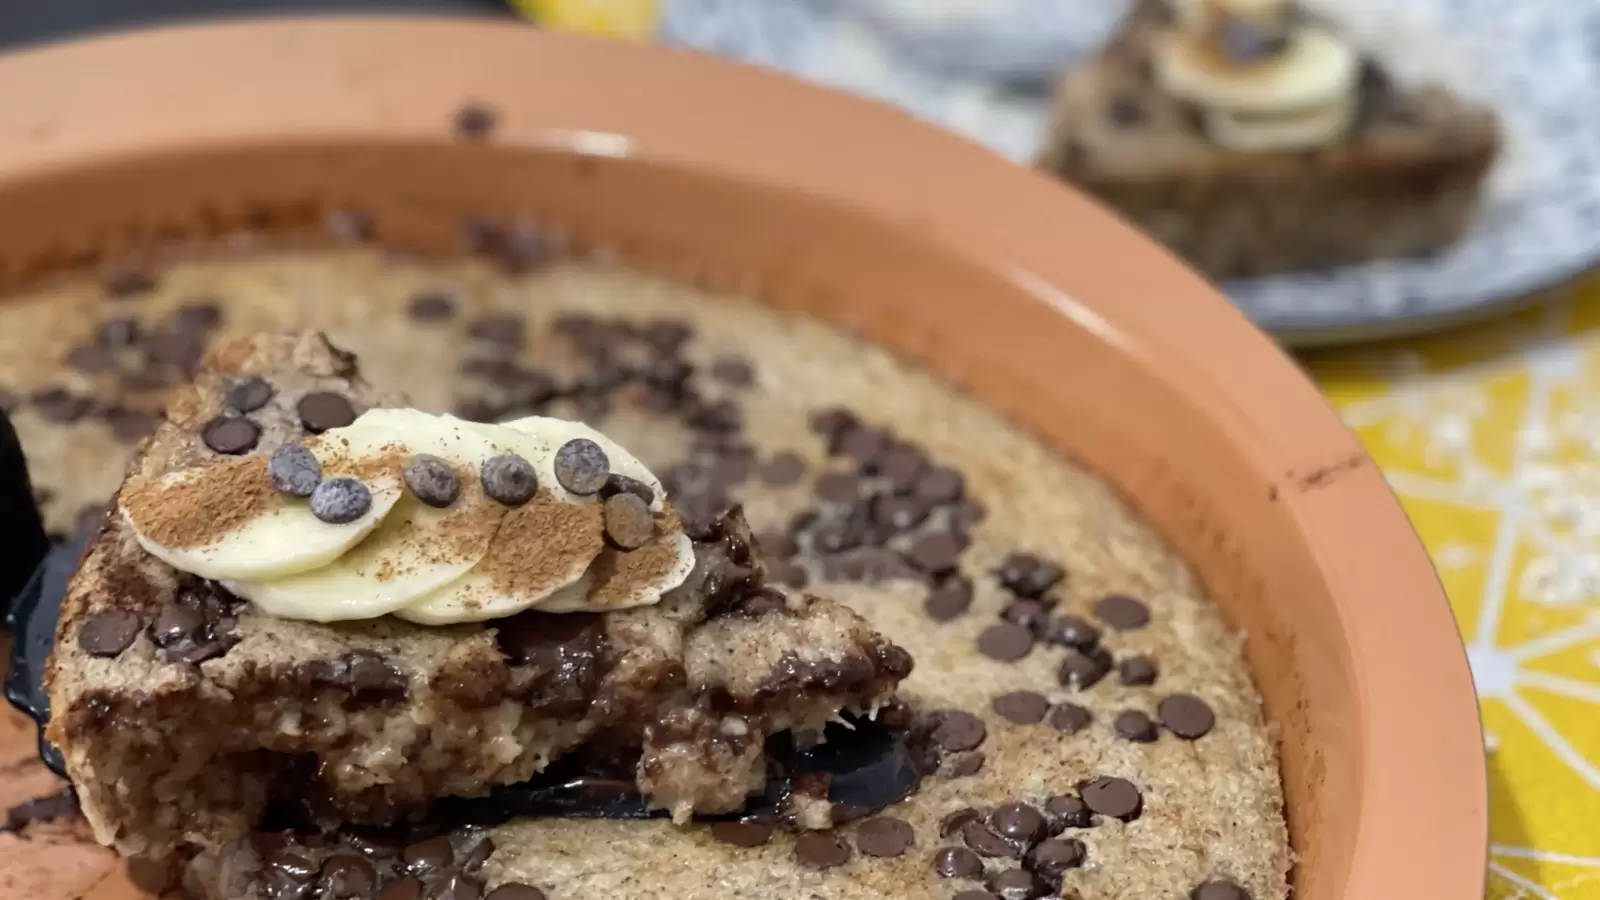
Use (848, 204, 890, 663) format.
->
(0, 17, 1484, 900)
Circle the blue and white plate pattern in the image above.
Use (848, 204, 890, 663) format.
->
(661, 0, 1600, 342)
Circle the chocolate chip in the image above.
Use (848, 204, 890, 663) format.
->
(1159, 693, 1216, 739)
(99, 316, 141, 348)
(106, 409, 160, 442)
(961, 821, 1022, 859)
(876, 444, 927, 491)
(297, 392, 356, 433)
(1093, 593, 1150, 630)
(994, 553, 1065, 599)
(992, 691, 1049, 725)
(345, 651, 409, 702)
(1027, 838, 1086, 887)
(599, 473, 655, 506)
(794, 832, 852, 869)
(989, 868, 1046, 900)
(809, 407, 858, 445)
(914, 466, 965, 504)
(934, 846, 985, 879)
(174, 300, 223, 333)
(873, 494, 929, 531)
(759, 451, 806, 486)
(838, 427, 889, 467)
(201, 416, 260, 455)
(266, 846, 319, 884)
(906, 532, 963, 575)
(1048, 703, 1092, 736)
(454, 102, 498, 139)
(552, 438, 609, 495)
(78, 610, 142, 657)
(710, 820, 773, 847)
(951, 498, 986, 530)
(687, 398, 742, 433)
(407, 291, 456, 321)
(1044, 615, 1100, 651)
(814, 471, 861, 504)
(989, 803, 1045, 848)
(855, 816, 914, 858)
(811, 521, 861, 555)
(953, 892, 1002, 900)
(931, 710, 987, 752)
(226, 376, 275, 413)
(709, 356, 754, 386)
(269, 444, 323, 497)
(1118, 655, 1159, 686)
(67, 344, 116, 373)
(1058, 648, 1111, 690)
(924, 576, 974, 621)
(1114, 710, 1159, 743)
(1042, 795, 1092, 831)
(603, 493, 655, 550)
(403, 455, 461, 508)
(1108, 94, 1145, 126)
(1192, 878, 1252, 900)
(1080, 776, 1142, 821)
(467, 313, 525, 350)
(378, 879, 425, 900)
(402, 836, 453, 875)
(481, 453, 538, 506)
(949, 751, 986, 777)
(318, 855, 376, 898)
(310, 477, 372, 524)
(1217, 17, 1289, 62)
(1001, 600, 1050, 635)
(32, 387, 91, 423)
(149, 601, 204, 647)
(977, 622, 1034, 663)
(485, 887, 547, 900)
(939, 807, 983, 837)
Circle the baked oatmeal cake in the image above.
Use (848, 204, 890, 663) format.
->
(1039, 0, 1499, 279)
(41, 331, 911, 858)
(3, 233, 1289, 900)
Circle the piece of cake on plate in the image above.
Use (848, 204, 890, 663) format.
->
(43, 330, 912, 858)
(1039, 0, 1500, 279)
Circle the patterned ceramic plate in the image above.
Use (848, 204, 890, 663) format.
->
(662, 0, 1600, 346)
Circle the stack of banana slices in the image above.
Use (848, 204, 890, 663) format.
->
(1156, 0, 1360, 151)
(124, 408, 695, 625)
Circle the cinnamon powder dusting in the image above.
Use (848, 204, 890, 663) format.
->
(589, 512, 687, 610)
(120, 456, 275, 549)
(480, 491, 605, 599)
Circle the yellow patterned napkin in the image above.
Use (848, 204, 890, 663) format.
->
(1306, 274, 1600, 899)
(510, 0, 660, 40)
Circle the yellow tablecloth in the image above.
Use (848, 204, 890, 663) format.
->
(1306, 273, 1600, 899)
(517, 7, 1600, 894)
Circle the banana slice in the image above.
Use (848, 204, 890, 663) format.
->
(1156, 26, 1357, 115)
(226, 410, 508, 622)
(122, 421, 411, 582)
(1205, 98, 1355, 151)
(551, 529, 697, 613)
(394, 490, 606, 624)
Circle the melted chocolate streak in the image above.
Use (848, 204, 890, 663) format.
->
(5, 544, 921, 824)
